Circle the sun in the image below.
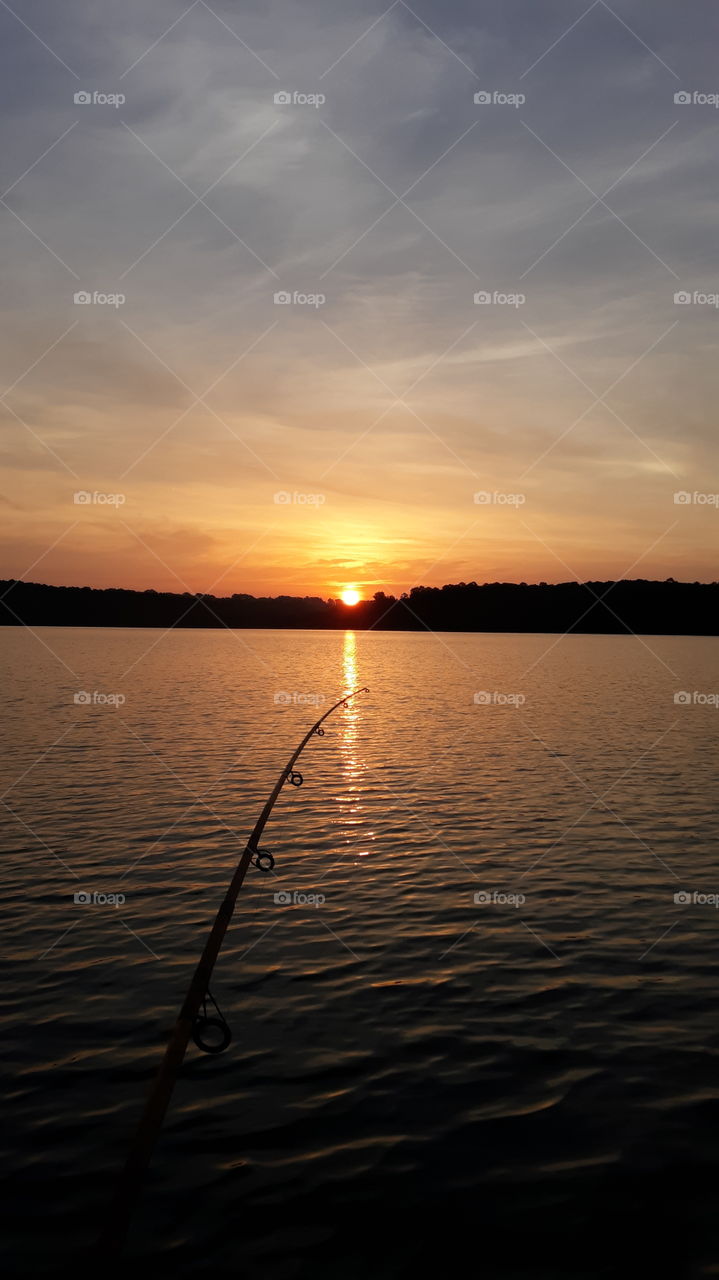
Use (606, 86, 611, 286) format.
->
(341, 588, 361, 606)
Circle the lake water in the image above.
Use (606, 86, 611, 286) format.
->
(3, 626, 719, 1277)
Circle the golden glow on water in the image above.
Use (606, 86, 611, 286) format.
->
(343, 629, 358, 700)
(341, 629, 360, 759)
(340, 630, 371, 855)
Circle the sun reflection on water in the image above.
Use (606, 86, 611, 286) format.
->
(338, 630, 371, 856)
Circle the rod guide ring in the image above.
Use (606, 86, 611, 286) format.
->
(192, 1016, 232, 1055)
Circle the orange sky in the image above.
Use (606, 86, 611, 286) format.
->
(2, 0, 717, 597)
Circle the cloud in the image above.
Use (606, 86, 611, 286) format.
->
(0, 0, 717, 592)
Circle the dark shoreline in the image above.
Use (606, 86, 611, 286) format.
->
(2, 578, 717, 635)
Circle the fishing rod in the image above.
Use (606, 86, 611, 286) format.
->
(97, 685, 370, 1253)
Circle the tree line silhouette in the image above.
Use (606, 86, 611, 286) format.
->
(1, 578, 716, 633)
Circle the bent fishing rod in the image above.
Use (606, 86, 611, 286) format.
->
(97, 686, 369, 1254)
